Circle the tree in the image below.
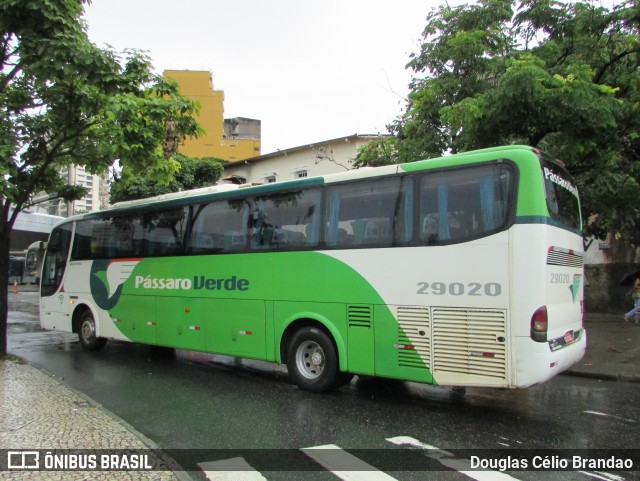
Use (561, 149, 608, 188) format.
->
(110, 154, 224, 203)
(360, 0, 639, 240)
(352, 137, 398, 168)
(0, 0, 202, 356)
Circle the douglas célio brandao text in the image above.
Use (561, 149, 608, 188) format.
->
(470, 454, 635, 472)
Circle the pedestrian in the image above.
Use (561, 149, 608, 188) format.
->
(623, 276, 640, 323)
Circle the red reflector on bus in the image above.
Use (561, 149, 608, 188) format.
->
(240, 330, 252, 335)
(189, 326, 200, 331)
(395, 344, 415, 350)
(471, 351, 495, 358)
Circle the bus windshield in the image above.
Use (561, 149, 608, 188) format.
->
(540, 157, 581, 231)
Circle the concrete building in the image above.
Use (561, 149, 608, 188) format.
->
(98, 171, 111, 211)
(223, 134, 388, 185)
(164, 70, 261, 161)
(32, 165, 108, 216)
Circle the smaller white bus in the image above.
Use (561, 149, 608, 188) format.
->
(24, 241, 46, 285)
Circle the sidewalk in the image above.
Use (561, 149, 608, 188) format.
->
(1, 314, 638, 480)
(566, 313, 640, 382)
(0, 358, 182, 480)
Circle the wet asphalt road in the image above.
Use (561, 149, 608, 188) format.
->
(6, 288, 640, 481)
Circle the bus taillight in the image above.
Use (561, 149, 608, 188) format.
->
(531, 306, 548, 342)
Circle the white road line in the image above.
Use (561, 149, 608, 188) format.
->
(387, 436, 523, 481)
(583, 410, 636, 423)
(199, 457, 268, 481)
(303, 444, 399, 481)
(579, 471, 627, 481)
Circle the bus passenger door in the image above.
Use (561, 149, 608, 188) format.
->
(206, 299, 266, 359)
(40, 224, 73, 331)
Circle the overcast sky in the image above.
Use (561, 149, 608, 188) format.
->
(84, 1, 451, 155)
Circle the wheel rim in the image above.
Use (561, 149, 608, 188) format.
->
(295, 341, 325, 380)
(80, 318, 95, 342)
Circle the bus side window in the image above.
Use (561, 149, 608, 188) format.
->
(251, 189, 321, 251)
(71, 220, 93, 260)
(89, 219, 111, 259)
(326, 177, 411, 248)
(189, 200, 249, 254)
(111, 215, 142, 258)
(144, 208, 188, 257)
(419, 163, 514, 245)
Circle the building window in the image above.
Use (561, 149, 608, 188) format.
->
(264, 176, 277, 184)
(295, 170, 308, 179)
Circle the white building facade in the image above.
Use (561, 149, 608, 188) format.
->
(223, 134, 388, 184)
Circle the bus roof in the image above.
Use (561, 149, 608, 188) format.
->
(65, 145, 539, 222)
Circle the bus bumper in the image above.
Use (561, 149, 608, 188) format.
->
(514, 328, 587, 388)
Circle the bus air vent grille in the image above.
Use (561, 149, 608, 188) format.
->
(397, 307, 430, 370)
(546, 247, 583, 268)
(432, 308, 506, 380)
(347, 305, 372, 328)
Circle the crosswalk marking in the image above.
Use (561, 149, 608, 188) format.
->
(198, 435, 533, 481)
(199, 457, 268, 481)
(303, 444, 399, 481)
(387, 436, 522, 481)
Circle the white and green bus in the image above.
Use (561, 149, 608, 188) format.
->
(40, 145, 585, 392)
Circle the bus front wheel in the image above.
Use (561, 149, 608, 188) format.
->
(286, 327, 339, 393)
(78, 311, 107, 351)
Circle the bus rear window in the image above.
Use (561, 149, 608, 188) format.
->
(541, 158, 581, 230)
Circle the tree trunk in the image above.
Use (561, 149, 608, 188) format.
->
(0, 220, 11, 357)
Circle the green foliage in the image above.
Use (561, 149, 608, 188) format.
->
(367, 0, 640, 239)
(0, 0, 203, 354)
(354, 137, 399, 168)
(110, 154, 224, 203)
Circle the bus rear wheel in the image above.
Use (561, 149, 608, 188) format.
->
(78, 311, 107, 351)
(286, 327, 339, 393)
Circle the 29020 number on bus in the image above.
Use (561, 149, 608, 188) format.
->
(416, 282, 502, 296)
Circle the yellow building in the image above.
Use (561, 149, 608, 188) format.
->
(163, 70, 261, 161)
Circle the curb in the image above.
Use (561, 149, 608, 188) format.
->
(562, 369, 640, 384)
(4, 356, 195, 481)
